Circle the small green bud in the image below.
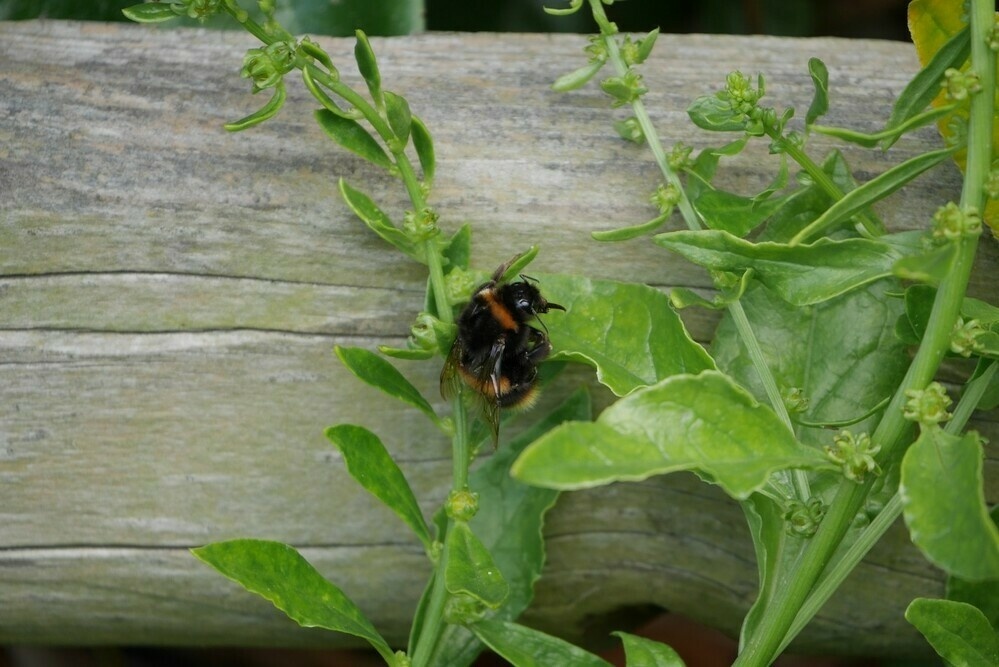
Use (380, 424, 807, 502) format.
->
(988, 13, 999, 51)
(429, 539, 443, 563)
(443, 593, 487, 626)
(446, 489, 479, 521)
(600, 70, 647, 107)
(710, 269, 742, 290)
(650, 183, 680, 214)
(409, 312, 454, 355)
(950, 317, 986, 357)
(240, 40, 298, 92)
(444, 267, 477, 306)
(402, 207, 441, 243)
(825, 430, 881, 483)
(784, 497, 826, 537)
(584, 35, 608, 63)
(903, 382, 952, 425)
(667, 143, 694, 171)
(782, 386, 809, 414)
(393, 651, 412, 667)
(986, 163, 999, 200)
(942, 67, 982, 101)
(172, 0, 222, 20)
(613, 117, 644, 143)
(932, 202, 982, 242)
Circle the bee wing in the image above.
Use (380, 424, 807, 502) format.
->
(440, 338, 465, 402)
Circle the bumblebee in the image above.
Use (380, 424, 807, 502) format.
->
(440, 259, 564, 444)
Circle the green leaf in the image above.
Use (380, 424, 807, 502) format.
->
(813, 105, 956, 149)
(635, 28, 660, 64)
(883, 25, 970, 148)
(539, 275, 715, 395)
(122, 3, 179, 22)
(614, 631, 686, 666)
(552, 59, 606, 92)
(761, 149, 858, 242)
(338, 178, 419, 259)
(225, 82, 287, 132)
(384, 91, 412, 144)
(900, 428, 999, 581)
(192, 540, 394, 662)
(715, 281, 907, 438)
(315, 109, 393, 171)
(655, 229, 922, 306)
(692, 188, 792, 238)
(325, 424, 433, 552)
(354, 29, 383, 105)
(444, 521, 509, 609)
(470, 619, 612, 667)
(906, 598, 999, 667)
(892, 241, 956, 285)
(512, 371, 832, 499)
(805, 57, 829, 126)
(591, 212, 669, 242)
(430, 389, 590, 666)
(947, 505, 999, 627)
(410, 114, 436, 183)
(687, 94, 745, 132)
(334, 346, 444, 428)
(790, 146, 956, 243)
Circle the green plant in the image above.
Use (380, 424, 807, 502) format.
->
(122, 1, 696, 665)
(124, 0, 997, 664)
(512, 0, 998, 664)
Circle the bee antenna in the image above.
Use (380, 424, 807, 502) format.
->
(519, 273, 538, 283)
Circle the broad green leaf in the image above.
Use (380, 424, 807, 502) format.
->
(334, 346, 443, 428)
(552, 59, 607, 92)
(687, 94, 745, 132)
(192, 540, 394, 661)
(354, 29, 383, 105)
(684, 138, 750, 203)
(892, 241, 956, 285)
(693, 188, 793, 238)
(512, 371, 833, 499)
(762, 150, 858, 242)
(431, 389, 590, 666)
(225, 82, 286, 131)
(614, 631, 686, 666)
(122, 3, 179, 22)
(882, 25, 970, 148)
(714, 281, 907, 438)
(384, 91, 412, 144)
(805, 57, 829, 127)
(947, 505, 999, 627)
(338, 178, 419, 259)
(791, 146, 955, 243)
(325, 424, 433, 552)
(906, 598, 999, 667)
(444, 521, 509, 609)
(470, 619, 612, 667)
(540, 275, 714, 395)
(410, 114, 436, 183)
(656, 229, 922, 307)
(315, 109, 393, 171)
(900, 428, 999, 581)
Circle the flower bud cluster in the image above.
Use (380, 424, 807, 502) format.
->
(784, 497, 826, 537)
(903, 382, 952, 426)
(942, 67, 982, 102)
(825, 430, 881, 483)
(950, 317, 987, 357)
(241, 40, 297, 92)
(932, 202, 982, 241)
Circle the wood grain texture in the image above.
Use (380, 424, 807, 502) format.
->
(1, 19, 995, 658)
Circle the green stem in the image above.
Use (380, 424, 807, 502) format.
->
(776, 359, 997, 653)
(736, 1, 993, 660)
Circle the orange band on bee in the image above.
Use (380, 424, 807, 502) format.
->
(481, 289, 518, 331)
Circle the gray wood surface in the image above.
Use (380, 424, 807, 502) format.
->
(1, 19, 995, 658)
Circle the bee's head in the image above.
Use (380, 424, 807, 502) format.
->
(504, 279, 565, 322)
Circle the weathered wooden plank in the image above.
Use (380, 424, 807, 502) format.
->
(0, 19, 993, 657)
